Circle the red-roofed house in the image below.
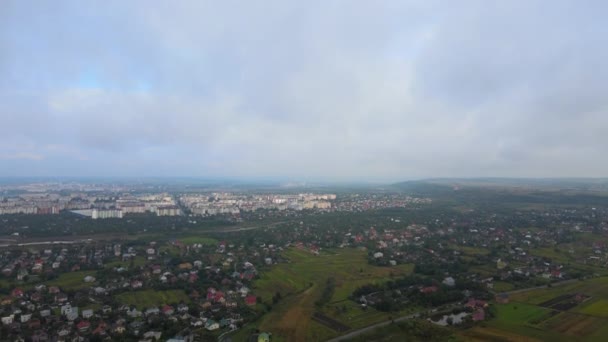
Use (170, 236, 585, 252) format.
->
(214, 291, 225, 302)
(77, 320, 91, 332)
(11, 288, 24, 298)
(92, 322, 107, 335)
(245, 295, 257, 306)
(189, 273, 198, 283)
(465, 298, 488, 309)
(206, 288, 216, 300)
(472, 309, 485, 321)
(162, 305, 174, 315)
(420, 286, 438, 294)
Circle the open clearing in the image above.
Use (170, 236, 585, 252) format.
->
(115, 289, 190, 309)
(177, 236, 218, 245)
(104, 255, 147, 269)
(491, 303, 553, 327)
(252, 247, 414, 342)
(544, 312, 605, 339)
(578, 299, 608, 317)
(461, 326, 543, 342)
(480, 277, 608, 341)
(44, 271, 97, 290)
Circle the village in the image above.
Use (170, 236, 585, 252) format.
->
(0, 188, 608, 341)
(0, 236, 284, 341)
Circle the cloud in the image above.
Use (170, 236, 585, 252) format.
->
(0, 0, 607, 180)
(0, 152, 44, 161)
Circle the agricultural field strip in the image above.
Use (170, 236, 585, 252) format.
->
(486, 277, 608, 341)
(252, 248, 415, 341)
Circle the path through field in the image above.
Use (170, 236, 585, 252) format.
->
(260, 285, 318, 342)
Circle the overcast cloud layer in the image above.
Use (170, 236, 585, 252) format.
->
(1, 0, 607, 181)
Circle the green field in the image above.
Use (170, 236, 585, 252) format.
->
(491, 303, 552, 327)
(472, 277, 608, 341)
(542, 312, 608, 341)
(530, 247, 572, 262)
(529, 246, 608, 277)
(468, 265, 497, 277)
(578, 299, 608, 317)
(461, 326, 544, 342)
(82, 303, 102, 312)
(511, 278, 608, 304)
(104, 256, 147, 269)
(178, 236, 219, 245)
(45, 271, 97, 290)
(115, 289, 190, 309)
(244, 247, 415, 342)
(466, 303, 569, 342)
(493, 281, 515, 292)
(449, 244, 490, 256)
(345, 320, 454, 342)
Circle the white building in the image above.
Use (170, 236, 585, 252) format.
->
(443, 277, 456, 287)
(155, 206, 181, 216)
(92, 209, 123, 219)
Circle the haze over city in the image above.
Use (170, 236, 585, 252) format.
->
(1, 0, 607, 181)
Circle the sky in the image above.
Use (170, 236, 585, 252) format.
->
(1, 0, 607, 182)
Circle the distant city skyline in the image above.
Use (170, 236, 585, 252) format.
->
(1, 1, 607, 181)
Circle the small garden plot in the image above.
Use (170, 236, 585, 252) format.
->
(538, 293, 590, 311)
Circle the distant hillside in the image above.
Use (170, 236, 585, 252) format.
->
(434, 178, 608, 190)
(390, 180, 456, 196)
(395, 178, 608, 191)
(392, 179, 608, 207)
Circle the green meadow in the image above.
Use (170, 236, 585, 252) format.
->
(240, 247, 414, 342)
(115, 289, 190, 309)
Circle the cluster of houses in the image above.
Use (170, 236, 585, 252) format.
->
(334, 217, 607, 287)
(333, 193, 431, 211)
(1, 196, 606, 340)
(0, 238, 282, 341)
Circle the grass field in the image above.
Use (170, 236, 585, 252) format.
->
(248, 247, 415, 342)
(529, 246, 608, 277)
(82, 303, 102, 312)
(345, 319, 454, 342)
(493, 281, 515, 292)
(104, 256, 147, 269)
(530, 248, 572, 262)
(44, 271, 97, 290)
(468, 265, 498, 277)
(474, 277, 608, 341)
(543, 312, 605, 340)
(449, 244, 490, 256)
(491, 303, 552, 327)
(461, 326, 543, 342)
(586, 322, 608, 341)
(178, 236, 218, 245)
(464, 303, 569, 342)
(578, 299, 608, 317)
(115, 289, 190, 309)
(511, 278, 608, 304)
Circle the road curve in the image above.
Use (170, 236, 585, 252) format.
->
(327, 279, 583, 342)
(325, 313, 419, 342)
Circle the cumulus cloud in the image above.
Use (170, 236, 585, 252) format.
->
(0, 0, 607, 180)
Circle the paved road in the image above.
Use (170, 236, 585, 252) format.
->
(0, 221, 288, 248)
(503, 278, 579, 295)
(325, 312, 420, 342)
(326, 279, 584, 342)
(206, 220, 287, 233)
